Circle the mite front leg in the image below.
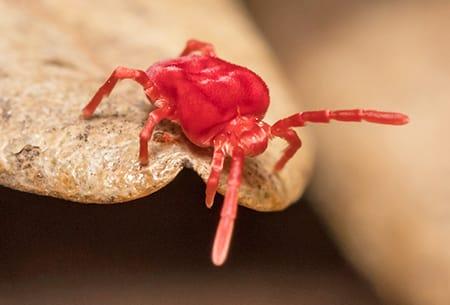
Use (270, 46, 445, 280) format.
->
(270, 109, 408, 170)
(211, 148, 244, 266)
(270, 127, 302, 171)
(82, 66, 153, 118)
(180, 39, 216, 57)
(139, 105, 173, 165)
(205, 145, 225, 208)
(272, 109, 409, 130)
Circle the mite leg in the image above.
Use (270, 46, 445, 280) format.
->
(82, 66, 153, 118)
(211, 148, 244, 266)
(270, 127, 302, 172)
(180, 39, 216, 57)
(205, 146, 225, 208)
(139, 105, 173, 165)
(270, 109, 408, 170)
(272, 109, 409, 130)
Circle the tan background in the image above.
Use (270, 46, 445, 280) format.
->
(247, 1, 450, 304)
(0, 0, 373, 304)
(2, 0, 449, 304)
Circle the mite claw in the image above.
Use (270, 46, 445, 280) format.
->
(82, 107, 93, 119)
(205, 194, 214, 209)
(212, 217, 234, 266)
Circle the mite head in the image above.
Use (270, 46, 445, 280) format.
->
(217, 115, 270, 157)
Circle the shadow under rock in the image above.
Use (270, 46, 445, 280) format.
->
(0, 170, 381, 305)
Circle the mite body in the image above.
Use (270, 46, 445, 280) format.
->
(144, 54, 270, 148)
(82, 39, 409, 266)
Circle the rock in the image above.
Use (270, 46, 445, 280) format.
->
(0, 0, 313, 211)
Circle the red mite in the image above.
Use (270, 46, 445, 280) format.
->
(82, 39, 409, 266)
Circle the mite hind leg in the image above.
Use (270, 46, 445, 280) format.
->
(82, 66, 153, 118)
(180, 39, 216, 57)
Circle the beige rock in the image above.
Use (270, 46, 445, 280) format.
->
(0, 1, 313, 211)
(248, 1, 450, 304)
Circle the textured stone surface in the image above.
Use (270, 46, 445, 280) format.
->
(0, 0, 313, 211)
(248, 1, 450, 304)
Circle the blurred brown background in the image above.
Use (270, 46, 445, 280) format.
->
(1, 0, 450, 304)
(246, 1, 450, 305)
